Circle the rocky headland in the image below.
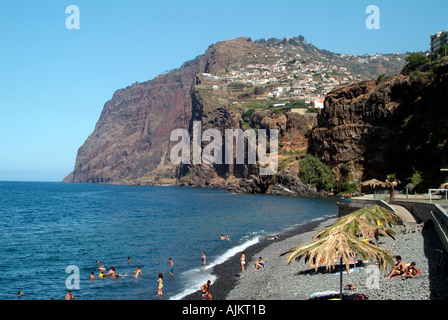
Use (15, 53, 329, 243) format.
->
(63, 37, 448, 197)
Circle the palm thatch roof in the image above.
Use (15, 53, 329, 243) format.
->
(353, 205, 401, 227)
(313, 214, 396, 240)
(440, 182, 448, 189)
(281, 229, 394, 272)
(281, 205, 400, 273)
(360, 179, 386, 188)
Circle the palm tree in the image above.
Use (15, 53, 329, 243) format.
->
(385, 173, 401, 201)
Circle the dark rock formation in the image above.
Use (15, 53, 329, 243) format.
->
(308, 61, 448, 188)
(64, 36, 410, 195)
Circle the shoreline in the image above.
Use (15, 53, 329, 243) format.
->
(183, 215, 448, 300)
(181, 215, 338, 300)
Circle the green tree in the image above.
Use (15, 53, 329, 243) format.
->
(299, 154, 335, 191)
(405, 52, 429, 71)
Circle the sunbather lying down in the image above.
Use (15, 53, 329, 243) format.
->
(403, 262, 422, 279)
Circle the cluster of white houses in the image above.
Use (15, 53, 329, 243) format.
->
(198, 42, 408, 111)
(200, 56, 359, 110)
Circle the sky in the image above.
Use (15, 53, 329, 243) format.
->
(0, 0, 447, 182)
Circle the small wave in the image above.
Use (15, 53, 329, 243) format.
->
(169, 235, 261, 300)
(207, 236, 260, 270)
(169, 269, 217, 300)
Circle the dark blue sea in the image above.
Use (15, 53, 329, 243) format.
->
(0, 181, 337, 300)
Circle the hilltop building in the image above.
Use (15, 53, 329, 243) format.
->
(431, 30, 448, 54)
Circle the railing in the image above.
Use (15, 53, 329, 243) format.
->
(372, 190, 448, 204)
(429, 189, 448, 203)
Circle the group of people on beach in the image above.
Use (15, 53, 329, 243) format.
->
(239, 251, 266, 276)
(238, 235, 277, 277)
(386, 255, 423, 280)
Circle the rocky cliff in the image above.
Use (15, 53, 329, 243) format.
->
(64, 36, 409, 194)
(308, 60, 448, 189)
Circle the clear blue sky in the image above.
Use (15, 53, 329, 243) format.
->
(0, 0, 446, 181)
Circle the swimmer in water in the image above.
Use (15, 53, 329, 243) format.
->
(105, 266, 116, 277)
(65, 290, 77, 300)
(97, 264, 106, 272)
(133, 266, 144, 278)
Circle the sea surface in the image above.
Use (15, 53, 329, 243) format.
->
(0, 181, 337, 300)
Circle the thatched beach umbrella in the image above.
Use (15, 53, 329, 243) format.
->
(313, 214, 396, 240)
(360, 179, 387, 189)
(282, 229, 393, 272)
(282, 205, 398, 299)
(440, 182, 448, 189)
(281, 229, 394, 299)
(360, 178, 387, 194)
(364, 205, 402, 226)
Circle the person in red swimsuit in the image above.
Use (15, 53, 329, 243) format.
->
(201, 280, 212, 300)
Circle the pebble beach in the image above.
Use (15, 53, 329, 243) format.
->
(184, 216, 448, 300)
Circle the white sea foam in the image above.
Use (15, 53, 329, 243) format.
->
(169, 235, 261, 300)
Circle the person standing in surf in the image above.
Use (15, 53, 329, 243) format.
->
(169, 258, 174, 276)
(201, 252, 206, 272)
(158, 273, 163, 296)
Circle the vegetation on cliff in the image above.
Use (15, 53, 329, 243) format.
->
(66, 36, 427, 197)
(309, 55, 448, 193)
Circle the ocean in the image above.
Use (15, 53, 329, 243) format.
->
(0, 181, 338, 300)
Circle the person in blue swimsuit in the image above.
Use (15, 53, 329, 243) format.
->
(133, 266, 144, 278)
(254, 257, 265, 270)
(169, 258, 174, 276)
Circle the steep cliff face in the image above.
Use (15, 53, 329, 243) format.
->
(64, 36, 408, 190)
(63, 65, 201, 183)
(308, 61, 448, 188)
